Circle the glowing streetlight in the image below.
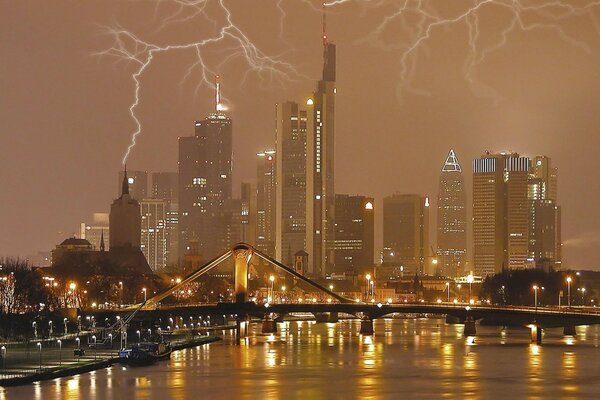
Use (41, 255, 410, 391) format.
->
(142, 287, 147, 302)
(582, 287, 587, 306)
(566, 276, 572, 307)
(269, 275, 275, 302)
(467, 274, 474, 304)
(37, 342, 42, 371)
(533, 285, 539, 312)
(57, 339, 62, 366)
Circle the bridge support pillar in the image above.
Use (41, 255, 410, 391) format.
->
(360, 316, 374, 335)
(328, 312, 339, 323)
(464, 316, 476, 336)
(531, 325, 543, 344)
(563, 325, 576, 336)
(233, 244, 253, 304)
(262, 316, 278, 334)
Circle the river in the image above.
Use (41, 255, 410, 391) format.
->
(3, 318, 600, 399)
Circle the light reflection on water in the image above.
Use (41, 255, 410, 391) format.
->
(4, 320, 600, 399)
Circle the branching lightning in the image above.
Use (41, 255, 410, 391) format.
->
(98, 0, 305, 164)
(100, 0, 600, 162)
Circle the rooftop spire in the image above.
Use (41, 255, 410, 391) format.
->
(322, 2, 327, 46)
(442, 149, 462, 172)
(215, 74, 222, 112)
(121, 164, 130, 196)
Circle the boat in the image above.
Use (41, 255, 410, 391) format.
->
(119, 341, 172, 366)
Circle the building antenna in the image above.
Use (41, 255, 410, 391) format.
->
(215, 74, 221, 112)
(322, 2, 327, 46)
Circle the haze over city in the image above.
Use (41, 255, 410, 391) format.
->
(2, 0, 600, 268)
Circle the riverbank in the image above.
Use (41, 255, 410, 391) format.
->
(0, 335, 221, 387)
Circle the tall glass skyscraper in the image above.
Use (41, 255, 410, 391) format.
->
(436, 150, 467, 277)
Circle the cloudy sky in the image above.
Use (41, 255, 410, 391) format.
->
(2, 0, 600, 268)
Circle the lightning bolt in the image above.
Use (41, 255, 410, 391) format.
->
(97, 0, 305, 164)
(328, 0, 600, 101)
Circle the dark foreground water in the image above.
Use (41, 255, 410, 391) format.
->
(3, 318, 600, 399)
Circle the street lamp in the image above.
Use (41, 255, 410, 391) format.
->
(63, 318, 68, 335)
(48, 321, 53, 338)
(37, 342, 42, 371)
(57, 340, 62, 366)
(446, 282, 450, 303)
(365, 274, 371, 301)
(269, 275, 275, 302)
(92, 335, 97, 360)
(32, 321, 37, 339)
(566, 276, 572, 307)
(1, 346, 5, 370)
(136, 330, 141, 343)
(142, 288, 147, 302)
(533, 285, 539, 312)
(582, 288, 586, 306)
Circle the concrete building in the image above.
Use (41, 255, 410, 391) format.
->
(110, 169, 141, 249)
(383, 194, 430, 275)
(333, 195, 374, 274)
(275, 101, 311, 269)
(256, 150, 276, 256)
(437, 150, 467, 277)
(241, 182, 257, 246)
(473, 152, 561, 276)
(118, 170, 147, 201)
(140, 199, 167, 272)
(178, 78, 232, 261)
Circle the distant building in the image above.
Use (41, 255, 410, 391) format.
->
(110, 169, 141, 249)
(178, 78, 232, 260)
(241, 182, 257, 246)
(80, 213, 110, 251)
(140, 199, 167, 272)
(151, 172, 179, 264)
(256, 150, 276, 256)
(473, 152, 562, 276)
(333, 195, 374, 274)
(275, 101, 311, 269)
(383, 194, 430, 275)
(436, 150, 467, 277)
(118, 170, 147, 201)
(51, 238, 93, 265)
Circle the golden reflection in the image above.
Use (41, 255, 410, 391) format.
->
(527, 344, 543, 396)
(462, 347, 480, 399)
(561, 351, 578, 395)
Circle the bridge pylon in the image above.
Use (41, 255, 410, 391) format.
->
(232, 243, 253, 304)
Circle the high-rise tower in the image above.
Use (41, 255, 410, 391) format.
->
(256, 150, 277, 256)
(437, 150, 467, 277)
(110, 167, 141, 249)
(307, 4, 336, 276)
(179, 77, 233, 260)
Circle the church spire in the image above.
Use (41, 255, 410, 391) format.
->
(100, 229, 105, 252)
(121, 164, 130, 196)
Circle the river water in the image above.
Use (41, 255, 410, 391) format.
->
(3, 318, 600, 399)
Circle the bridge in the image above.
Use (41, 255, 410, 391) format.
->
(90, 243, 600, 345)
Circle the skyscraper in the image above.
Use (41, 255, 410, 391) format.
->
(334, 195, 374, 273)
(437, 150, 467, 277)
(307, 13, 337, 276)
(473, 152, 559, 276)
(118, 170, 147, 201)
(256, 150, 276, 256)
(275, 101, 311, 268)
(110, 169, 141, 249)
(152, 172, 179, 264)
(240, 182, 257, 246)
(178, 78, 232, 260)
(140, 199, 167, 272)
(383, 194, 430, 275)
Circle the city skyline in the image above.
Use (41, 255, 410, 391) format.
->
(2, 2, 600, 270)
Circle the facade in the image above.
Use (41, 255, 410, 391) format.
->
(333, 195, 374, 274)
(118, 170, 147, 201)
(256, 150, 277, 256)
(178, 81, 232, 261)
(383, 194, 430, 275)
(110, 170, 141, 249)
(80, 212, 110, 251)
(473, 152, 561, 276)
(275, 101, 311, 269)
(307, 37, 337, 277)
(240, 182, 257, 246)
(151, 172, 179, 264)
(140, 199, 167, 272)
(436, 150, 467, 277)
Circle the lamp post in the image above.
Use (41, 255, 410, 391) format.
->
(37, 342, 42, 371)
(32, 321, 37, 339)
(582, 288, 586, 306)
(136, 330, 141, 343)
(75, 337, 81, 361)
(63, 318, 68, 335)
(142, 288, 147, 302)
(533, 285, 539, 313)
(365, 274, 371, 302)
(566, 276, 572, 307)
(446, 282, 450, 303)
(92, 335, 97, 360)
(119, 281, 123, 306)
(48, 321, 53, 338)
(1, 346, 6, 370)
(57, 340, 62, 366)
